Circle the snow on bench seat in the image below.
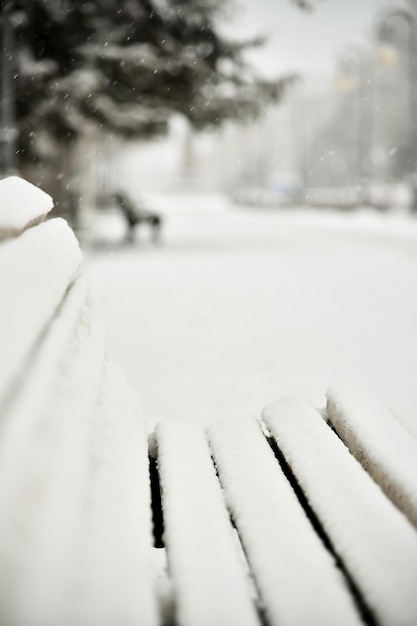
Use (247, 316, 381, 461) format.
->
(263, 397, 417, 626)
(0, 176, 53, 238)
(156, 420, 259, 626)
(327, 386, 417, 529)
(207, 415, 361, 626)
(0, 218, 81, 411)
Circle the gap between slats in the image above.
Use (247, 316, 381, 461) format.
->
(148, 417, 372, 626)
(263, 429, 376, 626)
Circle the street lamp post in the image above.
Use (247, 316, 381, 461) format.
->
(0, 1, 17, 178)
(376, 5, 417, 208)
(290, 83, 309, 203)
(337, 46, 374, 203)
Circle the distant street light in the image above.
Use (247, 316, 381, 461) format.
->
(0, 1, 17, 178)
(337, 45, 374, 201)
(376, 43, 399, 68)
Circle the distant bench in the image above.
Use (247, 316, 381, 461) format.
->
(112, 190, 162, 244)
(1, 176, 417, 626)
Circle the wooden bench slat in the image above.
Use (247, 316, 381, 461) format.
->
(0, 275, 96, 512)
(0, 218, 81, 410)
(263, 397, 417, 626)
(327, 386, 417, 529)
(72, 356, 158, 626)
(156, 420, 260, 626)
(0, 273, 158, 625)
(207, 415, 361, 626)
(0, 276, 106, 626)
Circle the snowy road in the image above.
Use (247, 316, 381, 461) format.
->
(86, 198, 417, 437)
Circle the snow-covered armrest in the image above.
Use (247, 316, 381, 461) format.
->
(0, 176, 54, 239)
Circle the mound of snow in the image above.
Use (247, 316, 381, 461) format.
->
(0, 176, 53, 235)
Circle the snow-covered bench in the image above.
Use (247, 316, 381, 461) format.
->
(1, 176, 417, 626)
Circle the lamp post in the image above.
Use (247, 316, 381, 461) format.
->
(376, 5, 417, 208)
(337, 46, 373, 203)
(0, 1, 17, 178)
(290, 83, 308, 203)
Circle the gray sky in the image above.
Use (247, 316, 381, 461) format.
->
(229, 0, 394, 77)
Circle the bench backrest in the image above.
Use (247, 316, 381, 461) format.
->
(0, 177, 158, 626)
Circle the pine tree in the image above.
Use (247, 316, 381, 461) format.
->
(11, 0, 292, 163)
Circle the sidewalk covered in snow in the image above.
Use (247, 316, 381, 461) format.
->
(86, 197, 417, 439)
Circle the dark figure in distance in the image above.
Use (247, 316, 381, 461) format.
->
(113, 191, 162, 244)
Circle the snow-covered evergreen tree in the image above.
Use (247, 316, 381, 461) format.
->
(12, 0, 291, 163)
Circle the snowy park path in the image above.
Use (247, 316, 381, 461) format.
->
(86, 198, 417, 438)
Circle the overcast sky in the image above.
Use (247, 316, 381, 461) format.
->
(229, 0, 396, 78)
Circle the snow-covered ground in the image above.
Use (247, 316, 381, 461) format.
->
(85, 195, 417, 438)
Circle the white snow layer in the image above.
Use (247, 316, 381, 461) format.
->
(0, 176, 53, 235)
(0, 273, 157, 626)
(263, 397, 417, 626)
(207, 415, 361, 626)
(327, 386, 417, 529)
(71, 356, 158, 626)
(0, 218, 81, 410)
(156, 420, 260, 626)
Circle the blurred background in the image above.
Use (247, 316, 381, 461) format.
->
(2, 0, 417, 436)
(6, 0, 417, 217)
